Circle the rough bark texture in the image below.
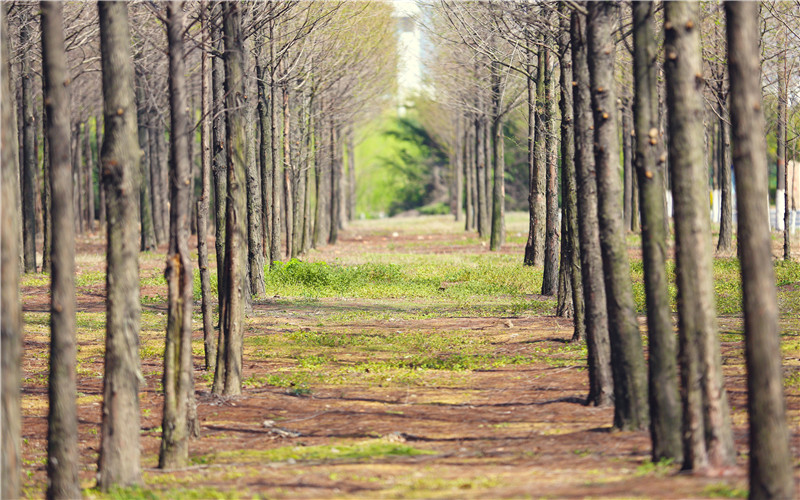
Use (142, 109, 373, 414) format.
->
(570, 11, 613, 408)
(622, 96, 634, 232)
(150, 119, 167, 246)
(489, 60, 505, 252)
(41, 105, 52, 272)
(558, 4, 584, 341)
(245, 36, 265, 296)
(270, 25, 283, 262)
(527, 46, 547, 266)
(257, 58, 272, 262)
(2, 4, 23, 496)
(160, 1, 197, 469)
(97, 1, 143, 488)
(20, 16, 37, 272)
(523, 43, 537, 266)
(211, 10, 227, 289)
(475, 113, 488, 239)
(215, 2, 247, 396)
(137, 85, 156, 253)
(329, 122, 340, 244)
(41, 2, 81, 497)
(542, 52, 559, 294)
(198, 2, 215, 371)
(84, 119, 95, 232)
(717, 111, 733, 253)
(587, 2, 649, 431)
(283, 85, 295, 256)
(632, 0, 682, 463)
(665, 1, 735, 470)
(726, 3, 795, 497)
(97, 115, 105, 235)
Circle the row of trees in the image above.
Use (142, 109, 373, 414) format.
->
(1, 1, 396, 497)
(422, 0, 794, 495)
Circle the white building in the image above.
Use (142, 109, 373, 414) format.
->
(393, 1, 422, 115)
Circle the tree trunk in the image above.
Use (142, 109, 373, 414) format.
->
(464, 115, 474, 231)
(155, 118, 170, 242)
(313, 104, 329, 248)
(329, 121, 340, 245)
(97, 2, 143, 488)
(665, 1, 734, 470)
(256, 57, 272, 262)
(542, 51, 559, 294)
(41, 2, 80, 496)
(137, 87, 156, 252)
(245, 36, 265, 296)
(475, 113, 488, 238)
(558, 4, 583, 339)
(160, 0, 197, 469)
(72, 123, 82, 235)
(347, 129, 357, 222)
(84, 119, 95, 232)
(283, 85, 295, 257)
(570, 11, 613, 408)
(41, 102, 52, 273)
(270, 25, 283, 263)
(212, 10, 227, 289)
(717, 110, 733, 253)
(150, 119, 167, 245)
(20, 17, 37, 272)
(778, 38, 790, 259)
(198, 2, 215, 371)
(622, 96, 634, 232)
(530, 46, 547, 265)
(97, 115, 106, 236)
(214, 2, 247, 397)
(726, 4, 795, 497)
(632, 0, 682, 463)
(2, 4, 23, 496)
(489, 60, 505, 251)
(588, 2, 649, 431)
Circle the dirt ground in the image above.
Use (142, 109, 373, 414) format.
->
(17, 216, 800, 499)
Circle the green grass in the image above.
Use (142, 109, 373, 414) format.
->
(190, 440, 434, 466)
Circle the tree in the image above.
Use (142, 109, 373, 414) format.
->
(97, 0, 143, 488)
(19, 5, 37, 273)
(41, 1, 80, 496)
(541, 45, 559, 294)
(587, 1, 649, 430)
(2, 4, 23, 497)
(664, 1, 734, 470)
(726, 2, 796, 497)
(571, 10, 613, 407)
(160, 0, 198, 469)
(632, 0, 682, 462)
(214, 1, 247, 396)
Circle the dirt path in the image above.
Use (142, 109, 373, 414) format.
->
(17, 215, 800, 498)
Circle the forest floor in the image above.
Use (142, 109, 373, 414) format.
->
(17, 212, 800, 499)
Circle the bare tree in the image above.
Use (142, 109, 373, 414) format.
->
(97, 0, 143, 488)
(41, 1, 80, 496)
(726, 2, 795, 497)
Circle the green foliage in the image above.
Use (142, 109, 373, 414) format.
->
(702, 483, 748, 498)
(418, 202, 451, 215)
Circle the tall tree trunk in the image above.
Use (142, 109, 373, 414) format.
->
(155, 118, 170, 242)
(524, 44, 536, 261)
(489, 60, 505, 251)
(542, 52, 559, 294)
(665, 1, 734, 470)
(137, 86, 156, 252)
(256, 58, 272, 262)
(97, 2, 143, 488)
(283, 85, 294, 257)
(622, 95, 634, 232)
(198, 1, 215, 371)
(97, 115, 105, 236)
(84, 119, 95, 232)
(588, 2, 649, 431)
(726, 3, 795, 496)
(150, 119, 167, 245)
(20, 17, 37, 272)
(632, 0, 682, 463)
(570, 11, 613, 408)
(717, 109, 733, 252)
(41, 2, 80, 496)
(245, 36, 265, 296)
(531, 46, 547, 265)
(464, 115, 474, 231)
(313, 104, 329, 248)
(73, 122, 83, 235)
(41, 102, 52, 273)
(269, 25, 283, 263)
(160, 0, 197, 469)
(475, 113, 488, 238)
(214, 1, 247, 396)
(779, 36, 790, 259)
(212, 10, 227, 289)
(558, 4, 583, 340)
(329, 122, 340, 245)
(347, 129, 357, 222)
(2, 4, 23, 496)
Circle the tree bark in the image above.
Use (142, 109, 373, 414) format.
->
(97, 2, 143, 488)
(313, 102, 329, 249)
(256, 56, 272, 262)
(283, 84, 295, 256)
(542, 51, 559, 294)
(198, 1, 215, 371)
(84, 119, 95, 232)
(20, 16, 37, 272)
(665, 1, 734, 470)
(41, 102, 52, 273)
(245, 36, 265, 296)
(214, 1, 247, 396)
(270, 24, 283, 262)
(717, 110, 733, 253)
(475, 112, 488, 239)
(329, 120, 340, 245)
(41, 2, 80, 496)
(211, 9, 227, 290)
(726, 3, 795, 497)
(588, 2, 649, 430)
(160, 0, 197, 469)
(97, 115, 105, 236)
(622, 96, 634, 232)
(2, 4, 23, 496)
(571, 11, 613, 408)
(558, 4, 583, 340)
(137, 85, 156, 253)
(489, 60, 505, 252)
(347, 129, 357, 222)
(632, 0, 682, 463)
